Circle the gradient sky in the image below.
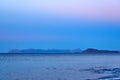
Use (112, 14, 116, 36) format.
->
(0, 0, 120, 52)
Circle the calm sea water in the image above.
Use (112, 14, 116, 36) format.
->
(0, 54, 120, 80)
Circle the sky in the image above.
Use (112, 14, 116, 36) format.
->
(0, 0, 120, 52)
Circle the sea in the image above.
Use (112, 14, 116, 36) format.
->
(0, 53, 120, 80)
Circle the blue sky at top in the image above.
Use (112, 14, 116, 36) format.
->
(0, 0, 120, 52)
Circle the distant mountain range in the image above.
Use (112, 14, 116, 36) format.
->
(8, 48, 82, 53)
(8, 48, 120, 54)
(82, 48, 120, 54)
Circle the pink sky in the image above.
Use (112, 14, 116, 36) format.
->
(0, 0, 120, 52)
(0, 0, 120, 21)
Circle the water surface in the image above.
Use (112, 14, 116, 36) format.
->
(0, 54, 120, 80)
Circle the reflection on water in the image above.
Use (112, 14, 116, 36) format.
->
(0, 54, 120, 80)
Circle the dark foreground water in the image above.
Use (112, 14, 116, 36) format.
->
(0, 54, 120, 80)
